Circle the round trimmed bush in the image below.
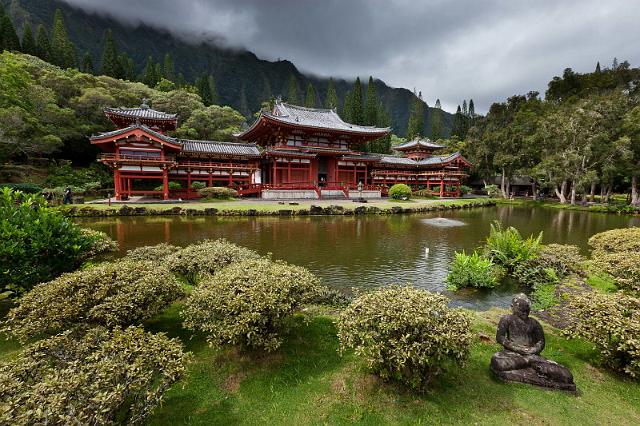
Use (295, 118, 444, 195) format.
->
(337, 286, 473, 390)
(190, 181, 206, 190)
(78, 228, 118, 260)
(182, 258, 324, 351)
(388, 183, 412, 200)
(165, 238, 260, 284)
(588, 227, 640, 254)
(197, 186, 238, 199)
(0, 326, 187, 426)
(126, 243, 181, 263)
(2, 260, 184, 341)
(566, 292, 640, 378)
(591, 251, 640, 293)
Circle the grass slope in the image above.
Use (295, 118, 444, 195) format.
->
(139, 305, 638, 425)
(1, 301, 638, 425)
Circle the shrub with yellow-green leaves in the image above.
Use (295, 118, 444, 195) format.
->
(539, 244, 585, 275)
(126, 243, 181, 263)
(566, 292, 640, 378)
(336, 286, 473, 390)
(0, 326, 187, 426)
(197, 186, 238, 199)
(165, 238, 260, 284)
(588, 227, 640, 254)
(2, 260, 184, 341)
(591, 252, 640, 293)
(182, 258, 324, 351)
(78, 228, 118, 260)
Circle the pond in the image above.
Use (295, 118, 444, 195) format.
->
(77, 206, 640, 310)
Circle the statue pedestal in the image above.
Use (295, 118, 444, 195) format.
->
(490, 364, 577, 392)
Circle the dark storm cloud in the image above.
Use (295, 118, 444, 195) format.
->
(64, 0, 640, 112)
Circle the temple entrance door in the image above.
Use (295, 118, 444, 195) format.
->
(318, 157, 328, 187)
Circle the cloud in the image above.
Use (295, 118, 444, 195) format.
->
(63, 0, 640, 113)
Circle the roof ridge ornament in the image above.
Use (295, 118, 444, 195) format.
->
(141, 98, 150, 109)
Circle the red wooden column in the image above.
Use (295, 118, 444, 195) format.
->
(114, 168, 121, 200)
(228, 169, 233, 187)
(439, 175, 445, 198)
(162, 168, 169, 200)
(187, 170, 191, 199)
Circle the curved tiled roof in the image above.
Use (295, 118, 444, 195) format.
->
(269, 102, 389, 134)
(380, 152, 467, 167)
(90, 124, 180, 147)
(393, 138, 444, 151)
(179, 140, 261, 157)
(104, 106, 177, 121)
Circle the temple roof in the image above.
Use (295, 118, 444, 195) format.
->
(393, 138, 444, 151)
(179, 140, 261, 157)
(104, 106, 177, 121)
(380, 152, 468, 167)
(91, 124, 260, 157)
(90, 124, 180, 148)
(238, 101, 390, 140)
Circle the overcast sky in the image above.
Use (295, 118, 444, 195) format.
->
(65, 0, 640, 113)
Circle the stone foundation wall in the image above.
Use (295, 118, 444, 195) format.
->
(261, 190, 319, 200)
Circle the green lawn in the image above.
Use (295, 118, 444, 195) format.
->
(59, 198, 491, 213)
(1, 302, 638, 425)
(129, 305, 640, 424)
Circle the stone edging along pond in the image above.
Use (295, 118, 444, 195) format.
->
(59, 199, 496, 218)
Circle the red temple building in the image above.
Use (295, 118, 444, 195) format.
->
(90, 101, 470, 200)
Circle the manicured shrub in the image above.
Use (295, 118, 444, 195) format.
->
(190, 181, 206, 190)
(197, 186, 238, 199)
(0, 188, 102, 295)
(0, 326, 187, 426)
(484, 221, 542, 270)
(182, 258, 323, 351)
(165, 238, 260, 284)
(2, 260, 184, 341)
(539, 243, 585, 275)
(78, 228, 118, 260)
(484, 184, 500, 197)
(412, 188, 436, 198)
(388, 183, 412, 200)
(154, 181, 182, 191)
(446, 251, 502, 290)
(591, 252, 640, 293)
(566, 292, 640, 378)
(460, 184, 471, 195)
(588, 227, 640, 254)
(337, 286, 473, 390)
(126, 243, 181, 263)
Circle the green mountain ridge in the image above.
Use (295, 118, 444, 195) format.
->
(4, 0, 453, 136)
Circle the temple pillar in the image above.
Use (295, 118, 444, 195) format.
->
(439, 176, 445, 198)
(162, 168, 169, 200)
(114, 168, 121, 200)
(187, 171, 191, 198)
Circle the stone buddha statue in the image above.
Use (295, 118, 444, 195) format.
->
(490, 294, 576, 392)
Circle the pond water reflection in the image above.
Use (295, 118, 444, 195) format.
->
(77, 206, 639, 310)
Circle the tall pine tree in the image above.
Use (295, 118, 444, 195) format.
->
(163, 53, 175, 81)
(325, 78, 338, 109)
(364, 76, 378, 126)
(260, 74, 272, 103)
(1, 15, 20, 51)
(100, 29, 120, 77)
(208, 75, 219, 105)
(82, 51, 94, 74)
(196, 73, 212, 105)
(35, 24, 50, 61)
(468, 99, 475, 118)
(350, 77, 364, 124)
(21, 22, 36, 55)
(431, 99, 443, 140)
(451, 105, 464, 138)
(118, 54, 134, 80)
(142, 56, 158, 87)
(341, 91, 353, 122)
(287, 75, 299, 104)
(305, 83, 317, 108)
(406, 91, 425, 139)
(50, 9, 70, 67)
